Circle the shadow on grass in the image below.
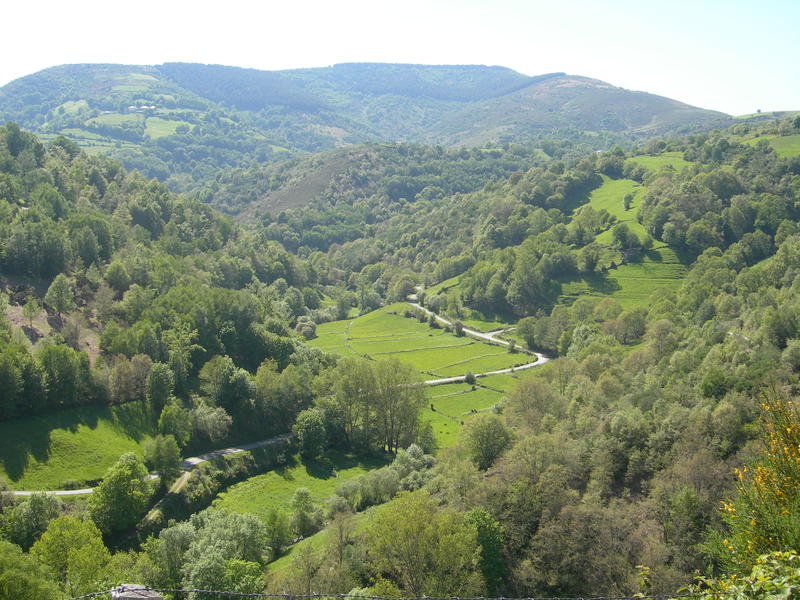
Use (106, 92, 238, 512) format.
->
(297, 451, 390, 482)
(0, 401, 155, 483)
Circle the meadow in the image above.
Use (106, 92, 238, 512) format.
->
(212, 451, 388, 522)
(740, 133, 800, 158)
(0, 402, 154, 490)
(309, 304, 522, 378)
(626, 151, 691, 171)
(560, 245, 687, 309)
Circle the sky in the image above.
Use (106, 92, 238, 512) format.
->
(2, 0, 798, 116)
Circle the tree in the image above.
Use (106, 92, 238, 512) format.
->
(365, 491, 483, 596)
(463, 414, 512, 470)
(291, 487, 323, 538)
(143, 434, 182, 486)
(708, 391, 800, 572)
(146, 362, 174, 413)
(104, 260, 131, 294)
(21, 297, 40, 329)
(467, 508, 506, 595)
(30, 516, 110, 597)
(158, 400, 192, 447)
(1, 492, 61, 550)
(88, 453, 152, 533)
(44, 273, 74, 319)
(0, 540, 59, 600)
(293, 408, 327, 459)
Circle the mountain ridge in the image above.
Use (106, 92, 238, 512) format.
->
(0, 62, 730, 189)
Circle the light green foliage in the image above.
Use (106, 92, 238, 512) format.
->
(146, 362, 174, 413)
(708, 393, 800, 572)
(291, 487, 323, 537)
(293, 408, 327, 459)
(89, 452, 152, 532)
(0, 540, 59, 600)
(463, 414, 513, 470)
(30, 516, 110, 596)
(323, 356, 426, 452)
(365, 490, 483, 596)
(697, 552, 800, 599)
(143, 434, 182, 486)
(213, 451, 386, 523)
(44, 273, 74, 316)
(21, 297, 41, 328)
(179, 509, 270, 596)
(0, 492, 61, 550)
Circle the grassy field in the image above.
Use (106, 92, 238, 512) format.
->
(626, 151, 691, 172)
(86, 113, 144, 127)
(0, 402, 154, 490)
(587, 175, 648, 245)
(425, 275, 461, 295)
(560, 245, 687, 309)
(423, 383, 504, 448)
(740, 134, 800, 158)
(145, 117, 190, 139)
(309, 304, 522, 377)
(212, 451, 388, 522)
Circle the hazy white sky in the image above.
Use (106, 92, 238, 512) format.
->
(3, 0, 798, 115)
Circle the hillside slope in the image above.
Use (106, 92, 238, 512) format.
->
(0, 63, 729, 189)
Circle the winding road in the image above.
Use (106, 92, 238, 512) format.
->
(407, 301, 549, 385)
(10, 434, 294, 497)
(11, 301, 546, 495)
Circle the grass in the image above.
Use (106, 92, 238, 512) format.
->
(310, 304, 520, 377)
(560, 246, 688, 309)
(477, 373, 522, 392)
(626, 151, 691, 172)
(86, 113, 144, 127)
(587, 175, 649, 245)
(212, 451, 388, 522)
(145, 117, 191, 139)
(425, 275, 461, 295)
(267, 510, 371, 574)
(0, 402, 155, 490)
(423, 383, 503, 448)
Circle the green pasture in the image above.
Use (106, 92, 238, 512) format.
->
(212, 451, 388, 523)
(145, 117, 191, 139)
(460, 315, 513, 332)
(432, 350, 525, 377)
(425, 275, 461, 295)
(767, 134, 800, 157)
(87, 113, 144, 127)
(0, 402, 154, 490)
(57, 100, 90, 114)
(423, 383, 503, 447)
(588, 175, 648, 244)
(560, 246, 687, 309)
(626, 152, 691, 172)
(477, 373, 521, 392)
(587, 175, 643, 220)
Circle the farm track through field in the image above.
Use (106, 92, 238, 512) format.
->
(406, 301, 548, 384)
(11, 434, 295, 496)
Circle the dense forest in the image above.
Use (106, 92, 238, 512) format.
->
(2, 113, 800, 599)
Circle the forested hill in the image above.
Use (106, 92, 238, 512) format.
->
(0, 62, 728, 190)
